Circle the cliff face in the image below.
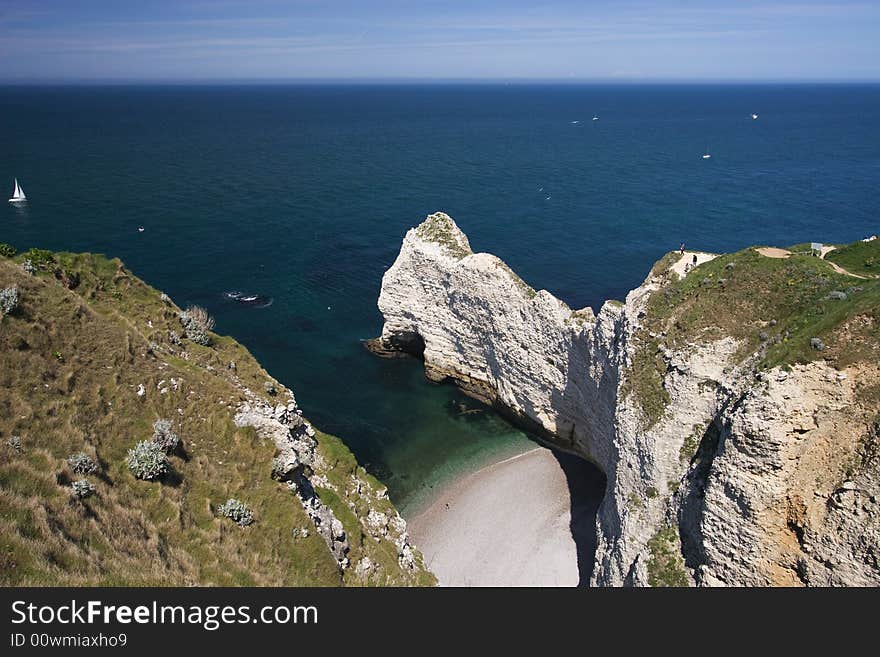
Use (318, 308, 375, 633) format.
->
(374, 212, 880, 586)
(0, 249, 433, 586)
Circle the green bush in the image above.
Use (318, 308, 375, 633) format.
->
(0, 243, 16, 257)
(67, 452, 99, 475)
(151, 419, 180, 453)
(0, 286, 20, 316)
(22, 248, 55, 270)
(71, 479, 96, 499)
(126, 440, 169, 480)
(218, 498, 254, 526)
(179, 306, 214, 346)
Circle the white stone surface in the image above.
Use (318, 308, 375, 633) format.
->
(376, 212, 879, 586)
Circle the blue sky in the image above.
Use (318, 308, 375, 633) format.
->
(0, 0, 877, 81)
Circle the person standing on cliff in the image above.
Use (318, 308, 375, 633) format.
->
(680, 243, 686, 254)
(692, 253, 698, 266)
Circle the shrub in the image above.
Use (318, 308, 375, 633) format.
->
(218, 498, 254, 526)
(71, 479, 96, 499)
(151, 419, 180, 453)
(646, 526, 689, 587)
(184, 305, 215, 330)
(22, 248, 55, 270)
(0, 286, 20, 316)
(21, 259, 37, 275)
(0, 243, 16, 257)
(54, 268, 80, 290)
(179, 305, 214, 346)
(126, 440, 169, 480)
(67, 452, 99, 475)
(182, 321, 210, 346)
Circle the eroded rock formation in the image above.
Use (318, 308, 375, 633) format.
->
(372, 212, 879, 586)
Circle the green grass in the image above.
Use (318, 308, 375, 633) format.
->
(414, 212, 473, 259)
(315, 430, 435, 586)
(680, 424, 706, 463)
(646, 526, 689, 587)
(826, 239, 880, 277)
(0, 248, 432, 586)
(624, 241, 880, 426)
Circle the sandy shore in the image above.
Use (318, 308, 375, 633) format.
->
(407, 446, 604, 587)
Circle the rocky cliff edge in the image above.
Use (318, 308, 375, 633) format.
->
(372, 212, 879, 586)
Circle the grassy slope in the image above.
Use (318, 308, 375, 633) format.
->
(626, 240, 880, 426)
(826, 239, 880, 277)
(0, 250, 432, 586)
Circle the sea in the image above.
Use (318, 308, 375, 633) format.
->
(2, 83, 878, 515)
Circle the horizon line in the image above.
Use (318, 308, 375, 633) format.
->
(1, 77, 879, 86)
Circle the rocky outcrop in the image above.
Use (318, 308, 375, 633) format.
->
(233, 388, 425, 578)
(234, 394, 352, 565)
(0, 249, 433, 586)
(373, 212, 879, 586)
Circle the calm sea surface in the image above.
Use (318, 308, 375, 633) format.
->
(2, 83, 878, 513)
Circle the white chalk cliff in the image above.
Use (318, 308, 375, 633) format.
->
(373, 212, 879, 586)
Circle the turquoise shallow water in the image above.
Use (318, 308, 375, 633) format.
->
(2, 83, 879, 513)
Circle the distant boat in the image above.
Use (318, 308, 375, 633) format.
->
(702, 152, 712, 159)
(592, 116, 599, 121)
(138, 226, 145, 233)
(751, 113, 759, 120)
(8, 178, 26, 203)
(224, 290, 272, 307)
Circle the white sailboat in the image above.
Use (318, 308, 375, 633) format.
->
(8, 178, 26, 203)
(751, 113, 759, 120)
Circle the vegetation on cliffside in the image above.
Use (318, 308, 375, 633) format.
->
(0, 246, 433, 586)
(625, 238, 880, 427)
(414, 212, 473, 259)
(826, 238, 880, 278)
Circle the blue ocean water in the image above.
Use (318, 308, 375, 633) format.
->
(2, 83, 879, 513)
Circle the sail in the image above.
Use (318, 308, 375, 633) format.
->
(11, 178, 25, 200)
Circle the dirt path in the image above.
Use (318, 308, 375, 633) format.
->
(754, 246, 870, 280)
(825, 260, 870, 279)
(671, 251, 718, 279)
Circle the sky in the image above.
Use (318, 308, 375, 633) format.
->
(0, 0, 878, 82)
